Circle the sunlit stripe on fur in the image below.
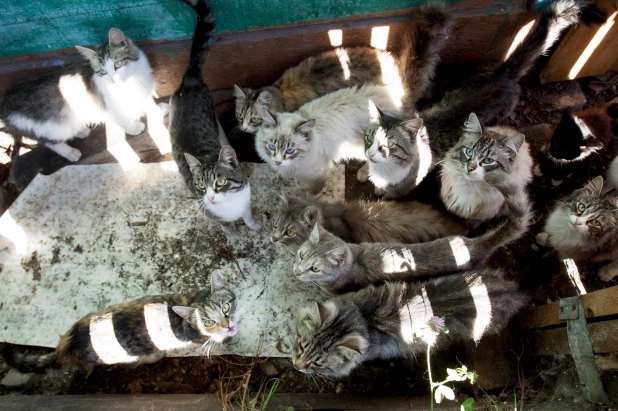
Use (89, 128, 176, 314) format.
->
(144, 303, 193, 351)
(504, 20, 535, 61)
(382, 248, 415, 273)
(335, 48, 351, 80)
(89, 312, 139, 364)
(415, 129, 432, 185)
(449, 237, 470, 267)
(469, 279, 492, 342)
(563, 259, 587, 295)
(399, 286, 436, 344)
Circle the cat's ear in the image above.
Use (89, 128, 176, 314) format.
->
(233, 85, 246, 100)
(402, 118, 423, 134)
(301, 206, 319, 226)
(258, 91, 272, 107)
(218, 145, 239, 167)
(278, 189, 289, 207)
(75, 46, 97, 61)
(184, 153, 202, 173)
(368, 100, 382, 123)
(327, 247, 349, 266)
(499, 132, 525, 154)
(309, 222, 321, 244)
(464, 113, 483, 134)
(314, 300, 337, 325)
(172, 306, 196, 320)
(210, 272, 227, 293)
(583, 176, 604, 197)
(296, 120, 315, 139)
(108, 28, 128, 48)
(336, 333, 368, 356)
(262, 110, 277, 127)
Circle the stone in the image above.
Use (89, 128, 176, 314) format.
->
(261, 361, 278, 376)
(539, 83, 587, 112)
(0, 369, 33, 387)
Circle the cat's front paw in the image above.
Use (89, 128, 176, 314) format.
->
(356, 164, 369, 183)
(220, 222, 238, 237)
(245, 218, 263, 232)
(535, 232, 549, 247)
(75, 128, 91, 139)
(125, 121, 146, 136)
(533, 165, 543, 177)
(374, 187, 385, 196)
(599, 265, 618, 282)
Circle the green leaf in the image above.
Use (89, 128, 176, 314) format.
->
(461, 397, 475, 411)
(286, 408, 295, 411)
(468, 371, 478, 384)
(435, 385, 455, 403)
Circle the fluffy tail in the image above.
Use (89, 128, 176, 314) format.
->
(400, 2, 454, 111)
(0, 342, 58, 373)
(498, 0, 607, 80)
(180, 0, 215, 87)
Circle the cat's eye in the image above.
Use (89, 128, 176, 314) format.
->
(285, 229, 295, 237)
(273, 219, 279, 228)
(365, 134, 373, 144)
(204, 320, 216, 327)
(387, 141, 395, 148)
(97, 69, 107, 76)
(310, 266, 320, 273)
(236, 112, 243, 120)
(196, 180, 205, 190)
(250, 117, 260, 124)
(464, 147, 474, 157)
(268, 143, 276, 151)
(576, 202, 586, 214)
(222, 303, 231, 313)
(114, 61, 122, 69)
(298, 251, 304, 260)
(216, 178, 227, 187)
(481, 158, 494, 165)
(298, 341, 305, 354)
(588, 219, 600, 227)
(285, 148, 296, 155)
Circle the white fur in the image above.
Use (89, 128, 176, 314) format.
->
(440, 142, 533, 221)
(201, 183, 259, 229)
(255, 85, 402, 186)
(604, 157, 618, 193)
(542, 207, 589, 250)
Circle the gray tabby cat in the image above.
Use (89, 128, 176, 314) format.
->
(169, 0, 261, 235)
(234, 3, 453, 133)
(440, 113, 533, 222)
(294, 177, 531, 294)
(359, 0, 606, 198)
(293, 272, 527, 378)
(0, 273, 238, 372)
(536, 176, 618, 281)
(271, 194, 467, 251)
(0, 28, 164, 162)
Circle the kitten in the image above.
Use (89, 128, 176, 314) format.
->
(169, 0, 261, 235)
(440, 113, 533, 222)
(536, 176, 618, 281)
(294, 177, 531, 294)
(271, 194, 467, 251)
(0, 273, 238, 372)
(0, 28, 163, 162)
(360, 0, 606, 198)
(293, 272, 527, 378)
(255, 84, 404, 194)
(534, 103, 618, 187)
(234, 3, 453, 133)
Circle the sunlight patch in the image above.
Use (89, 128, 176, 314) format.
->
(0, 211, 28, 255)
(563, 258, 587, 295)
(370, 26, 390, 50)
(569, 12, 615, 79)
(382, 247, 415, 273)
(469, 279, 491, 342)
(90, 312, 139, 364)
(146, 99, 172, 155)
(328, 29, 343, 47)
(336, 48, 351, 80)
(415, 129, 432, 185)
(504, 20, 535, 60)
(106, 120, 141, 171)
(449, 237, 470, 267)
(400, 286, 436, 344)
(144, 303, 192, 351)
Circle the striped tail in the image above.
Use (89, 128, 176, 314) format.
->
(0, 342, 58, 373)
(180, 0, 216, 87)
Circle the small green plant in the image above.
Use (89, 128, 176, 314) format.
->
(246, 377, 281, 411)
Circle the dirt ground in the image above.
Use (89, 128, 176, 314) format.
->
(1, 63, 618, 409)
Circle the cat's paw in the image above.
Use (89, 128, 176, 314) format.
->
(598, 265, 618, 282)
(75, 128, 91, 139)
(247, 220, 263, 232)
(535, 232, 549, 247)
(64, 147, 82, 162)
(220, 223, 238, 237)
(356, 164, 369, 183)
(374, 187, 385, 196)
(533, 165, 543, 177)
(47, 142, 82, 162)
(125, 121, 146, 136)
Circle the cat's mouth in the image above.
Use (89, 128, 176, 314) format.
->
(226, 325, 237, 336)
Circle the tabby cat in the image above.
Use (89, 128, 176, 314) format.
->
(360, 0, 606, 198)
(0, 28, 165, 162)
(0, 274, 238, 372)
(536, 176, 618, 281)
(293, 272, 527, 378)
(169, 0, 261, 235)
(234, 3, 453, 133)
(294, 176, 531, 294)
(440, 113, 533, 222)
(271, 194, 467, 251)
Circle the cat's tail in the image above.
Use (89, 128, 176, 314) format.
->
(498, 0, 607, 81)
(0, 342, 59, 373)
(180, 0, 216, 87)
(399, 2, 453, 111)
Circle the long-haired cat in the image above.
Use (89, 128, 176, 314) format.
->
(0, 28, 164, 162)
(294, 177, 531, 293)
(536, 176, 618, 281)
(271, 194, 467, 251)
(293, 272, 527, 378)
(169, 0, 261, 235)
(533, 102, 618, 186)
(0, 273, 238, 372)
(440, 113, 533, 222)
(234, 3, 453, 133)
(360, 0, 606, 198)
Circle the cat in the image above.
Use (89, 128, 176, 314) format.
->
(293, 272, 527, 378)
(0, 273, 238, 372)
(533, 102, 618, 187)
(0, 28, 166, 162)
(271, 193, 467, 251)
(359, 0, 606, 198)
(255, 84, 404, 194)
(294, 176, 531, 294)
(536, 176, 618, 281)
(440, 113, 533, 222)
(169, 0, 261, 235)
(234, 3, 453, 133)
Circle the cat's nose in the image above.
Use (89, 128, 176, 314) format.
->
(275, 160, 282, 165)
(467, 165, 477, 173)
(208, 196, 215, 203)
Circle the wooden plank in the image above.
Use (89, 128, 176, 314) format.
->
(525, 318, 618, 356)
(540, 0, 618, 83)
(266, 394, 462, 410)
(516, 285, 618, 330)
